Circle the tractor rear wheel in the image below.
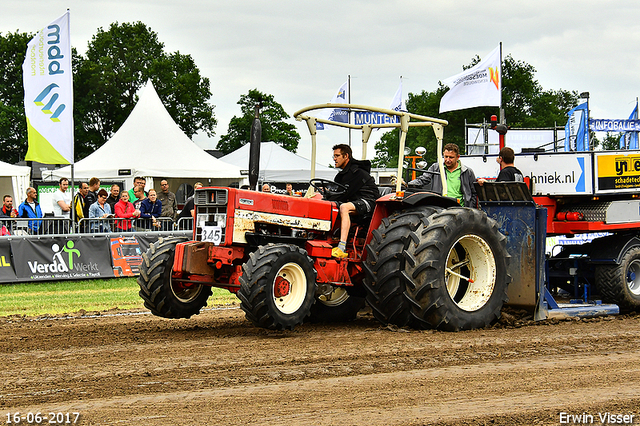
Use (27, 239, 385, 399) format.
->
(363, 207, 442, 328)
(595, 246, 640, 312)
(238, 244, 317, 330)
(404, 207, 510, 331)
(309, 287, 365, 323)
(138, 236, 212, 319)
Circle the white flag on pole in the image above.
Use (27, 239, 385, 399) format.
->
(389, 80, 406, 112)
(22, 11, 74, 164)
(316, 80, 349, 130)
(439, 45, 501, 114)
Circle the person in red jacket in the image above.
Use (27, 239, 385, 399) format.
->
(114, 191, 140, 232)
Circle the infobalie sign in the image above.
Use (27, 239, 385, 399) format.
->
(589, 119, 640, 132)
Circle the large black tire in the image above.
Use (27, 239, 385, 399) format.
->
(595, 246, 640, 312)
(138, 236, 212, 319)
(363, 207, 442, 328)
(237, 244, 317, 330)
(404, 207, 510, 331)
(308, 287, 366, 323)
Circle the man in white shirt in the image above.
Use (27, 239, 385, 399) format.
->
(51, 178, 71, 234)
(52, 178, 71, 218)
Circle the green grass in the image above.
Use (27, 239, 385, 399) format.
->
(0, 278, 238, 317)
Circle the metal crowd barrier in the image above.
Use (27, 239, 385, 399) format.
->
(0, 217, 194, 237)
(176, 217, 195, 231)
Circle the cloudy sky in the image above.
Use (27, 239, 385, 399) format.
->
(5, 0, 640, 164)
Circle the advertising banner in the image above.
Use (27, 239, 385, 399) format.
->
(109, 236, 143, 277)
(439, 45, 501, 113)
(0, 239, 17, 281)
(590, 118, 640, 132)
(565, 103, 589, 151)
(0, 232, 189, 283)
(463, 151, 592, 196)
(22, 11, 74, 164)
(10, 236, 114, 281)
(595, 151, 640, 193)
(353, 111, 399, 126)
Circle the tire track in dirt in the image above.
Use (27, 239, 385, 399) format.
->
(1, 309, 639, 425)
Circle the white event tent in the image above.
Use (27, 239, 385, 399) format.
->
(0, 161, 31, 206)
(43, 80, 242, 191)
(220, 141, 336, 186)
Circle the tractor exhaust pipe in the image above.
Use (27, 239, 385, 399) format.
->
(248, 103, 262, 191)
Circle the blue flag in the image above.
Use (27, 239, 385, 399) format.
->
(565, 102, 589, 151)
(316, 80, 349, 130)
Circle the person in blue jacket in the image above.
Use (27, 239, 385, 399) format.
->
(139, 188, 162, 230)
(17, 187, 43, 234)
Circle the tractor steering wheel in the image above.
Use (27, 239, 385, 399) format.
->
(309, 178, 348, 199)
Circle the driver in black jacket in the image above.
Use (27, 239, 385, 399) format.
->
(329, 144, 379, 258)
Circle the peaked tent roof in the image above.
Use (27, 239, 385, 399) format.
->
(220, 142, 336, 183)
(44, 81, 242, 180)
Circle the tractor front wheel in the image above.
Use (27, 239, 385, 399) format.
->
(238, 244, 317, 330)
(138, 236, 212, 319)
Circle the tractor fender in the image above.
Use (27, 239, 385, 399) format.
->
(371, 191, 458, 224)
(400, 191, 460, 209)
(366, 191, 459, 248)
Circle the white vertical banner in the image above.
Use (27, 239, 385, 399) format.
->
(22, 11, 74, 164)
(439, 45, 501, 113)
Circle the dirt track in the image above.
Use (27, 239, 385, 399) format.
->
(1, 306, 640, 426)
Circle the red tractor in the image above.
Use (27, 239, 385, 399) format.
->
(138, 104, 510, 331)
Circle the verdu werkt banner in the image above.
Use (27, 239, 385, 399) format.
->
(22, 11, 74, 165)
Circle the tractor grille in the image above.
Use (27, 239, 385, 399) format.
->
(195, 188, 228, 243)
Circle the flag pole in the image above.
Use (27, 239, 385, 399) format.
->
(348, 74, 351, 147)
(69, 9, 76, 232)
(498, 42, 506, 150)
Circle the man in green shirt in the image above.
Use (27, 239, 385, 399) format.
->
(409, 143, 477, 208)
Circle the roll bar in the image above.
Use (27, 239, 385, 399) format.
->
(293, 104, 449, 198)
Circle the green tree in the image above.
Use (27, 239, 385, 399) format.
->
(373, 54, 579, 168)
(0, 31, 33, 164)
(598, 132, 622, 150)
(74, 22, 216, 159)
(217, 89, 300, 155)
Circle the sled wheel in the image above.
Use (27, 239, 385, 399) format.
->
(363, 207, 442, 328)
(596, 246, 640, 312)
(308, 287, 366, 322)
(404, 207, 510, 331)
(138, 236, 212, 319)
(238, 244, 317, 330)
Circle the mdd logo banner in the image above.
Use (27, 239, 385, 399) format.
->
(10, 237, 114, 281)
(22, 11, 74, 165)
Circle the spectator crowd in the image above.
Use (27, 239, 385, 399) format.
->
(1, 176, 202, 235)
